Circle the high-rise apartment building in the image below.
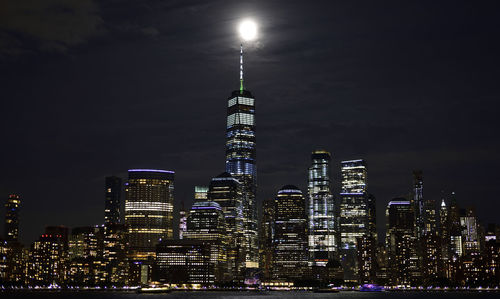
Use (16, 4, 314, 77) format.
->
(307, 150, 336, 267)
(124, 169, 174, 261)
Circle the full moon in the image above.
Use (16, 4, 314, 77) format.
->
(239, 20, 257, 41)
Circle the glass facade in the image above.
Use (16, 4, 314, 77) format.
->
(272, 185, 308, 281)
(208, 172, 244, 279)
(225, 90, 258, 269)
(124, 169, 174, 261)
(307, 150, 336, 267)
(338, 159, 376, 282)
(184, 201, 228, 282)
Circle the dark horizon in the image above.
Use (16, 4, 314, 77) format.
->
(1, 0, 500, 246)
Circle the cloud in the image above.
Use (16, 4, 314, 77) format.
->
(0, 0, 104, 57)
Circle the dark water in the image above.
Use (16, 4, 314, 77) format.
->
(0, 291, 499, 299)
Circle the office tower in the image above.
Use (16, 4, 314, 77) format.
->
(183, 201, 228, 282)
(4, 194, 21, 242)
(154, 239, 212, 285)
(103, 223, 127, 286)
(208, 172, 244, 279)
(124, 169, 174, 261)
(179, 201, 187, 240)
(194, 186, 209, 201)
(385, 199, 419, 286)
(272, 185, 308, 281)
(225, 45, 258, 270)
(105, 176, 122, 225)
(307, 150, 336, 267)
(338, 159, 376, 282)
(27, 234, 66, 286)
(259, 198, 274, 281)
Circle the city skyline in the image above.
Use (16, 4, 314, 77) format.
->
(1, 0, 500, 250)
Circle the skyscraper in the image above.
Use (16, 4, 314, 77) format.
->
(225, 45, 258, 270)
(338, 159, 376, 282)
(413, 171, 425, 239)
(208, 172, 244, 279)
(124, 169, 174, 261)
(307, 150, 336, 267)
(4, 194, 21, 242)
(259, 198, 274, 281)
(272, 185, 309, 281)
(105, 176, 122, 225)
(184, 201, 228, 282)
(385, 199, 419, 286)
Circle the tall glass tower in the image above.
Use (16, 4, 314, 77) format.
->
(124, 169, 174, 261)
(338, 159, 376, 282)
(225, 45, 258, 269)
(307, 150, 336, 267)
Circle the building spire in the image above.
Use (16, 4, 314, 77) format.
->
(240, 43, 244, 93)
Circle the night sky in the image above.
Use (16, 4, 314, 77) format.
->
(1, 0, 500, 246)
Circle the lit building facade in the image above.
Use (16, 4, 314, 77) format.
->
(208, 172, 244, 279)
(272, 185, 308, 281)
(385, 200, 419, 286)
(125, 169, 174, 261)
(338, 159, 376, 282)
(27, 234, 67, 286)
(105, 176, 122, 225)
(4, 194, 21, 242)
(154, 239, 212, 285)
(307, 150, 336, 267)
(194, 186, 209, 201)
(67, 226, 106, 286)
(225, 86, 258, 270)
(183, 201, 228, 282)
(103, 223, 128, 286)
(259, 198, 274, 281)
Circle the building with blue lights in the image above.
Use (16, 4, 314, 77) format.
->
(225, 87, 258, 270)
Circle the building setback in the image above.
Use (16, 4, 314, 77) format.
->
(307, 150, 337, 267)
